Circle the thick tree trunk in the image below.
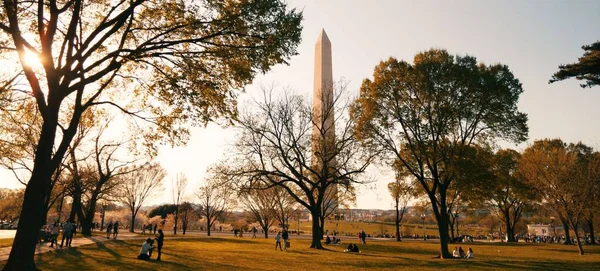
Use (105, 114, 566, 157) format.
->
(130, 213, 136, 232)
(430, 189, 453, 259)
(261, 223, 269, 238)
(563, 221, 572, 244)
(3, 111, 62, 271)
(310, 209, 323, 249)
(207, 220, 211, 236)
(587, 217, 596, 245)
(505, 209, 516, 242)
(80, 197, 98, 236)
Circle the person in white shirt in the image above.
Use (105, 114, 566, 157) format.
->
(452, 247, 460, 258)
(137, 238, 154, 260)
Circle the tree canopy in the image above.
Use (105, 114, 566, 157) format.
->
(550, 41, 600, 88)
(351, 49, 528, 258)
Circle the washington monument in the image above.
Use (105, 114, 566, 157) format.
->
(312, 29, 338, 215)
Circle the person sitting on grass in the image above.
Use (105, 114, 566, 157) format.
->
(452, 247, 460, 258)
(137, 238, 154, 260)
(344, 243, 353, 252)
(459, 247, 465, 258)
(467, 248, 474, 259)
(352, 244, 360, 253)
(325, 235, 332, 245)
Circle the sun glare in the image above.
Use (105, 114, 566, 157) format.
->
(21, 50, 41, 67)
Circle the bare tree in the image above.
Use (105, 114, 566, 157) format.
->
(197, 174, 234, 236)
(172, 173, 188, 235)
(239, 183, 278, 238)
(116, 163, 166, 232)
(178, 202, 195, 235)
(230, 85, 376, 249)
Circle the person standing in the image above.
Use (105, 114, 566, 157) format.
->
(282, 228, 289, 251)
(252, 226, 257, 238)
(113, 221, 119, 239)
(106, 222, 113, 239)
(361, 230, 367, 244)
(275, 232, 282, 251)
(142, 223, 146, 235)
(49, 222, 59, 248)
(60, 220, 73, 248)
(156, 229, 164, 261)
(153, 224, 157, 234)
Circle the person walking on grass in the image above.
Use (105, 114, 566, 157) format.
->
(156, 229, 164, 261)
(106, 221, 113, 239)
(252, 226, 257, 238)
(275, 232, 282, 251)
(113, 221, 119, 239)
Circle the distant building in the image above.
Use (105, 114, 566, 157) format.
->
(527, 224, 552, 236)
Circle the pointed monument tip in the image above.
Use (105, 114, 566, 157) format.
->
(316, 28, 330, 44)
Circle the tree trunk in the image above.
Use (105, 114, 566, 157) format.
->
(80, 197, 98, 236)
(563, 220, 572, 244)
(395, 205, 401, 241)
(505, 209, 516, 242)
(310, 209, 323, 249)
(130, 213, 136, 232)
(174, 206, 179, 235)
(3, 113, 61, 270)
(587, 217, 596, 245)
(430, 188, 453, 259)
(263, 225, 269, 238)
(573, 224, 584, 255)
(207, 220, 211, 236)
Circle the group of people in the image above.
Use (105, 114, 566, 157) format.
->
(274, 228, 290, 251)
(452, 246, 474, 259)
(325, 235, 341, 245)
(137, 229, 164, 261)
(344, 243, 360, 253)
(41, 220, 76, 248)
(358, 230, 367, 244)
(105, 221, 120, 239)
(141, 223, 158, 235)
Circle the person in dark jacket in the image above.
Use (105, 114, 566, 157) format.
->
(156, 229, 164, 261)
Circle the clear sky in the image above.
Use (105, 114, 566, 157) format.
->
(2, 0, 600, 210)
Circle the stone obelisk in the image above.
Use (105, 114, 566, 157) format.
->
(313, 29, 335, 144)
(312, 29, 338, 215)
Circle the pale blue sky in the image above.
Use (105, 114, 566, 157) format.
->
(3, 0, 600, 210)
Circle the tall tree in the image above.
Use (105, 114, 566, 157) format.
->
(230, 86, 376, 249)
(0, 1, 302, 269)
(520, 140, 599, 255)
(351, 50, 528, 258)
(171, 173, 188, 235)
(550, 41, 600, 88)
(470, 149, 538, 242)
(116, 163, 166, 232)
(197, 174, 233, 236)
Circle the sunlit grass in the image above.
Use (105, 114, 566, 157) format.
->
(2, 236, 599, 270)
(0, 238, 13, 248)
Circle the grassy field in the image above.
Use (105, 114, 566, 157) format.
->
(0, 238, 12, 248)
(2, 236, 599, 270)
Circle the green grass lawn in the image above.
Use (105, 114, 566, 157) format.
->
(3, 237, 599, 270)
